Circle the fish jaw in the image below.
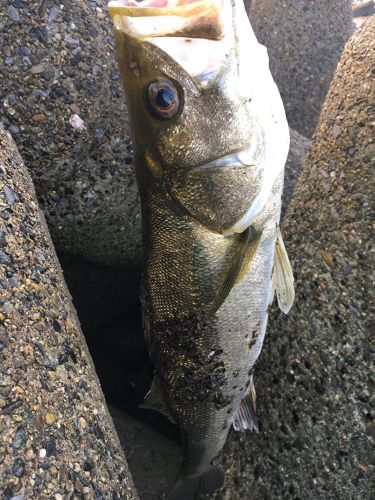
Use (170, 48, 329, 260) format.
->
(108, 0, 228, 40)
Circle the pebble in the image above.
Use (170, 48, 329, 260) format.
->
(3, 186, 16, 205)
(45, 413, 56, 425)
(12, 458, 25, 478)
(48, 6, 60, 23)
(3, 302, 12, 315)
(0, 251, 10, 264)
(39, 448, 47, 459)
(69, 114, 85, 131)
(32, 114, 47, 123)
(12, 427, 27, 450)
(7, 6, 20, 22)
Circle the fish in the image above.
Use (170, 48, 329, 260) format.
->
(108, 0, 295, 497)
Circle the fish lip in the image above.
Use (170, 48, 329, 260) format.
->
(195, 148, 262, 170)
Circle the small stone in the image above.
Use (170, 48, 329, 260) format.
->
(45, 413, 56, 425)
(6, 94, 18, 106)
(32, 312, 41, 321)
(74, 479, 84, 493)
(65, 35, 80, 47)
(32, 113, 47, 123)
(9, 125, 20, 135)
(332, 124, 341, 139)
(42, 67, 55, 81)
(48, 6, 60, 23)
(95, 128, 105, 139)
(12, 458, 25, 477)
(0, 230, 6, 246)
(30, 64, 46, 75)
(52, 319, 61, 332)
(25, 449, 34, 461)
(9, 277, 19, 287)
(69, 114, 85, 131)
(55, 494, 63, 500)
(39, 448, 47, 459)
(49, 465, 58, 477)
(0, 250, 10, 263)
(12, 427, 27, 450)
(7, 5, 20, 22)
(45, 437, 57, 457)
(79, 416, 87, 430)
(4, 186, 16, 205)
(3, 302, 12, 315)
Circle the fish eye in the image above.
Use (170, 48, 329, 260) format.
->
(147, 79, 181, 120)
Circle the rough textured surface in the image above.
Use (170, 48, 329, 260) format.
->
(0, 0, 140, 267)
(0, 125, 137, 499)
(209, 17, 374, 500)
(249, 0, 353, 137)
(282, 129, 310, 219)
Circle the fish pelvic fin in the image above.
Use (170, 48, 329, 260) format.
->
(140, 376, 175, 423)
(272, 228, 295, 314)
(210, 226, 263, 315)
(233, 375, 259, 433)
(168, 465, 224, 500)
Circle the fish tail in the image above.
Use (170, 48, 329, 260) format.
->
(168, 465, 224, 500)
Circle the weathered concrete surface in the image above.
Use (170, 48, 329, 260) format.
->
(209, 17, 374, 500)
(282, 129, 310, 219)
(0, 125, 138, 499)
(249, 0, 353, 137)
(0, 0, 140, 267)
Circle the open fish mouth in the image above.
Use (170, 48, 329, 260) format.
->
(108, 0, 227, 40)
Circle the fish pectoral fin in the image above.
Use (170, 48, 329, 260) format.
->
(210, 226, 263, 315)
(140, 377, 175, 423)
(233, 376, 259, 433)
(272, 228, 295, 314)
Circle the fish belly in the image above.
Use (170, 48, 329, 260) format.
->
(141, 173, 283, 473)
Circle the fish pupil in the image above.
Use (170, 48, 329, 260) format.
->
(156, 88, 175, 109)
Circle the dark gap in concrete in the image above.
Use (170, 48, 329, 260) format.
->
(57, 252, 182, 499)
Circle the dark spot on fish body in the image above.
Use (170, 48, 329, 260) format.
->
(248, 337, 257, 350)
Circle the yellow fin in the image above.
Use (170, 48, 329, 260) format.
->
(210, 227, 262, 315)
(273, 229, 295, 314)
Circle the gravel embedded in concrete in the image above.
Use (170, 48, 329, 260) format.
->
(0, 0, 140, 267)
(249, 0, 354, 137)
(0, 125, 138, 499)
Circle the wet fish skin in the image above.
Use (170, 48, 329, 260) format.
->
(110, 0, 293, 496)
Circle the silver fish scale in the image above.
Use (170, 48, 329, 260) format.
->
(142, 174, 283, 474)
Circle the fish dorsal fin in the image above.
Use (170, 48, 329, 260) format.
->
(273, 228, 295, 314)
(140, 376, 175, 422)
(233, 375, 259, 433)
(210, 226, 262, 315)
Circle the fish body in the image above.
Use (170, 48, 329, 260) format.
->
(109, 0, 294, 497)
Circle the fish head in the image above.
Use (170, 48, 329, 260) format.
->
(109, 0, 290, 233)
